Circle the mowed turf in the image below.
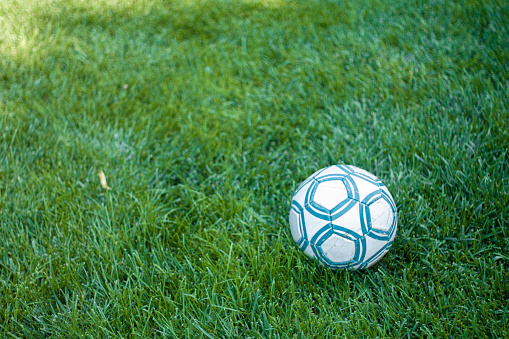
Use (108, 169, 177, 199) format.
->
(1, 0, 508, 337)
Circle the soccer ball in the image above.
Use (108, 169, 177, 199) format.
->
(289, 165, 397, 270)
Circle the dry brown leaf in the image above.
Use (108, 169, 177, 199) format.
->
(99, 170, 111, 190)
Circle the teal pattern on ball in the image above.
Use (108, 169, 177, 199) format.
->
(289, 165, 397, 270)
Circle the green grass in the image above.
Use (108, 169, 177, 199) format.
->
(1, 0, 508, 337)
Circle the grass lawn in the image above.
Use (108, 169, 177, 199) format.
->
(1, 0, 508, 337)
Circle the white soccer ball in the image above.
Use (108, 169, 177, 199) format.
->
(289, 165, 397, 270)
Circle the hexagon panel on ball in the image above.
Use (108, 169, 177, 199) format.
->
(366, 193, 397, 241)
(305, 175, 358, 221)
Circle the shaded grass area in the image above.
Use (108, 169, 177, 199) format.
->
(1, 0, 508, 336)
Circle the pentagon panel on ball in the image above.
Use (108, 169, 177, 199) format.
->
(289, 165, 397, 270)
